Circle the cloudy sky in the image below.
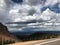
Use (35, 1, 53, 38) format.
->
(0, 0, 60, 32)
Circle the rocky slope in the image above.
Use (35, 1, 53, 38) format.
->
(0, 23, 17, 44)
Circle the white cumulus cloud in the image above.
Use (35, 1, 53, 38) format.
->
(0, 0, 60, 32)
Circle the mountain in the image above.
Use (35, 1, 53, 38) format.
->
(0, 23, 17, 44)
(12, 31, 60, 41)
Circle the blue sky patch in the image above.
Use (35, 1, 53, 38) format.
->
(12, 0, 23, 4)
(41, 3, 60, 13)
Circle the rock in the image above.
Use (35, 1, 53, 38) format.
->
(0, 23, 8, 32)
(0, 23, 17, 44)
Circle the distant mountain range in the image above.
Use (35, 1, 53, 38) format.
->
(11, 31, 60, 36)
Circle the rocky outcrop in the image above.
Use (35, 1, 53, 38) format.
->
(0, 23, 16, 44)
(0, 23, 8, 33)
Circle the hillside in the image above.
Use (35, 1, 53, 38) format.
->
(0, 23, 17, 44)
